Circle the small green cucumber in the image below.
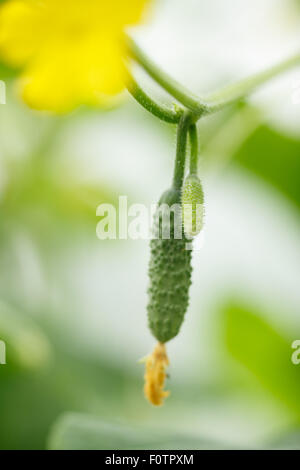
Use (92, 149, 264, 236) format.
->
(181, 173, 204, 237)
(147, 187, 192, 343)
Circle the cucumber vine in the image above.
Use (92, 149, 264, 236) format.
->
(126, 36, 300, 406)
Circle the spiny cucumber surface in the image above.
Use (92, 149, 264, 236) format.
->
(147, 188, 192, 343)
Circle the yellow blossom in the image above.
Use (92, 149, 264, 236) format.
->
(144, 342, 170, 406)
(0, 0, 150, 112)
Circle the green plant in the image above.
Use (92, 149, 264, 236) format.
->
(1, 0, 299, 408)
(126, 35, 300, 405)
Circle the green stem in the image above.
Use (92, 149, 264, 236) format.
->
(189, 124, 198, 174)
(127, 36, 208, 116)
(204, 53, 300, 112)
(127, 36, 300, 118)
(126, 72, 183, 123)
(173, 112, 192, 190)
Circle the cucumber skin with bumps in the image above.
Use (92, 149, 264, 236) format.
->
(147, 188, 193, 343)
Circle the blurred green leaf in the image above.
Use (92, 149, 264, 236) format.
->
(223, 301, 300, 418)
(2, 160, 116, 228)
(0, 315, 140, 449)
(234, 126, 300, 209)
(0, 300, 52, 370)
(48, 413, 225, 450)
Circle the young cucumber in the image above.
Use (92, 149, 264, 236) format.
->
(147, 187, 192, 343)
(181, 173, 204, 237)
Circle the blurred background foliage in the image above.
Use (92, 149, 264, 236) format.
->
(0, 0, 300, 449)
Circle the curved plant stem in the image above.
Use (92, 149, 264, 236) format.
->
(126, 72, 183, 123)
(127, 36, 300, 119)
(204, 53, 300, 112)
(127, 36, 208, 117)
(173, 112, 193, 190)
